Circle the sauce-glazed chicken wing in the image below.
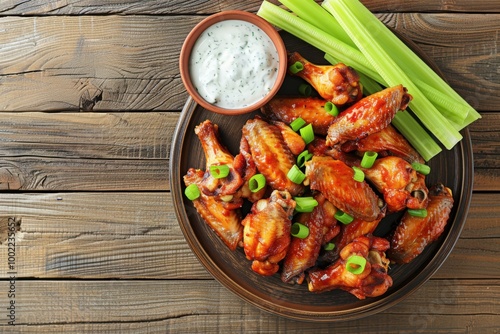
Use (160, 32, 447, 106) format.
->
(242, 117, 304, 196)
(242, 190, 295, 276)
(389, 184, 454, 264)
(281, 193, 340, 284)
(305, 156, 385, 221)
(195, 120, 244, 196)
(261, 96, 336, 136)
(288, 52, 362, 105)
(362, 156, 429, 213)
(308, 235, 393, 299)
(341, 124, 424, 164)
(326, 85, 412, 146)
(183, 168, 243, 251)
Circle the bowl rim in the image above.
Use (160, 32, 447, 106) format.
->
(179, 10, 288, 115)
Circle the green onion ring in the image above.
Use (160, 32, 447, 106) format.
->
(209, 164, 230, 179)
(290, 117, 306, 132)
(346, 255, 367, 275)
(248, 174, 266, 193)
(324, 101, 339, 116)
(291, 222, 309, 239)
(184, 184, 201, 201)
(294, 196, 319, 213)
(408, 208, 428, 218)
(352, 166, 365, 182)
(289, 61, 304, 74)
(299, 123, 315, 144)
(360, 151, 378, 168)
(411, 162, 431, 175)
(287, 165, 306, 184)
(334, 210, 354, 225)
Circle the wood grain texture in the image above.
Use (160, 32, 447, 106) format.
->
(0, 13, 498, 111)
(0, 0, 498, 15)
(0, 192, 497, 279)
(0, 280, 497, 333)
(0, 111, 498, 191)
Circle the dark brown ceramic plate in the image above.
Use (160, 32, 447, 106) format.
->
(170, 31, 474, 321)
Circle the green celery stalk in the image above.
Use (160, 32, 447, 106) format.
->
(323, 0, 480, 129)
(323, 0, 462, 150)
(391, 112, 442, 161)
(278, 0, 355, 48)
(257, 1, 383, 82)
(278, 0, 478, 129)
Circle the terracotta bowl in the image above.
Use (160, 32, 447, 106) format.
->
(179, 10, 287, 115)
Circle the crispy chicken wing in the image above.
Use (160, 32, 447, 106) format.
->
(237, 135, 267, 203)
(341, 124, 424, 164)
(195, 120, 244, 196)
(242, 117, 304, 196)
(305, 156, 385, 221)
(308, 235, 393, 299)
(261, 96, 336, 136)
(242, 190, 295, 276)
(388, 183, 454, 264)
(288, 52, 362, 105)
(362, 156, 429, 213)
(272, 120, 306, 156)
(281, 193, 340, 284)
(326, 85, 412, 146)
(183, 168, 243, 251)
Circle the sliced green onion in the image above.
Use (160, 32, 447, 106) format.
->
(360, 151, 378, 168)
(299, 83, 312, 96)
(334, 210, 354, 225)
(184, 184, 201, 201)
(209, 164, 230, 179)
(324, 242, 335, 251)
(352, 166, 365, 182)
(411, 162, 431, 175)
(291, 222, 310, 239)
(324, 101, 339, 116)
(346, 255, 367, 275)
(287, 164, 306, 184)
(289, 61, 304, 74)
(408, 208, 428, 218)
(297, 150, 313, 168)
(294, 196, 319, 213)
(290, 117, 307, 132)
(299, 123, 315, 144)
(248, 174, 266, 193)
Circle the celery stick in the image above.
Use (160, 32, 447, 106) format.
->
(323, 0, 462, 150)
(392, 112, 442, 161)
(257, 1, 383, 82)
(278, 0, 356, 48)
(279, 0, 478, 128)
(325, 0, 481, 128)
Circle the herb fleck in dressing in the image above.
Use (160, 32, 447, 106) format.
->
(190, 20, 280, 109)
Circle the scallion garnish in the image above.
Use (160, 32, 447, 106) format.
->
(290, 117, 306, 132)
(334, 210, 354, 225)
(360, 151, 378, 168)
(324, 242, 335, 251)
(184, 184, 201, 201)
(287, 165, 306, 184)
(299, 123, 315, 144)
(289, 61, 304, 74)
(346, 255, 367, 275)
(411, 162, 431, 175)
(209, 164, 230, 179)
(248, 174, 266, 193)
(408, 208, 428, 218)
(352, 166, 365, 182)
(291, 222, 309, 239)
(297, 150, 313, 168)
(294, 196, 319, 213)
(324, 101, 339, 116)
(299, 83, 312, 96)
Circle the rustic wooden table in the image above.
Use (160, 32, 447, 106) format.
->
(0, 1, 498, 333)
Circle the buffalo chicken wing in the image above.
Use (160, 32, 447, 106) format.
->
(308, 235, 393, 299)
(242, 190, 295, 276)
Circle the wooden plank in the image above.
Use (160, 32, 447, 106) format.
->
(0, 192, 498, 279)
(0, 0, 498, 15)
(0, 14, 498, 112)
(0, 111, 498, 191)
(0, 279, 497, 333)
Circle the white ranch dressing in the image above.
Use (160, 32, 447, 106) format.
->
(189, 20, 280, 109)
